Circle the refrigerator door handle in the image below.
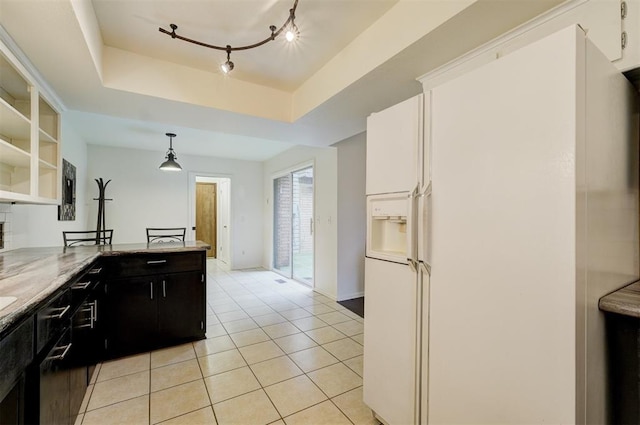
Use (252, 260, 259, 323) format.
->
(419, 260, 431, 277)
(408, 258, 418, 273)
(424, 183, 432, 269)
(407, 185, 419, 263)
(417, 191, 425, 262)
(418, 182, 432, 264)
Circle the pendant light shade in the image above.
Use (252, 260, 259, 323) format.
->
(160, 132, 182, 171)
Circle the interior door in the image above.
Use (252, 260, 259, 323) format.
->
(196, 183, 217, 258)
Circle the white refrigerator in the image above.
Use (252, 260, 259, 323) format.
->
(364, 93, 429, 425)
(364, 24, 639, 425)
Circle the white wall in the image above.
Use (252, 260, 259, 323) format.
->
(10, 115, 89, 248)
(86, 145, 263, 269)
(333, 132, 366, 300)
(263, 145, 338, 300)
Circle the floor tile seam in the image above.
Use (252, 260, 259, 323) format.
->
(304, 368, 363, 403)
(94, 367, 151, 385)
(150, 375, 205, 394)
(85, 392, 151, 414)
(152, 406, 214, 425)
(276, 396, 331, 421)
(149, 355, 199, 372)
(195, 347, 221, 425)
(151, 399, 212, 425)
(321, 335, 355, 347)
(201, 362, 248, 379)
(326, 397, 359, 425)
(78, 383, 95, 415)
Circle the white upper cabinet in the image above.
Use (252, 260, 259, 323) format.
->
(0, 39, 60, 204)
(366, 94, 422, 195)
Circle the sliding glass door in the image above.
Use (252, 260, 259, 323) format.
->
(273, 166, 314, 285)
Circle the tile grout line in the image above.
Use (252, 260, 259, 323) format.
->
(211, 272, 362, 423)
(125, 261, 368, 424)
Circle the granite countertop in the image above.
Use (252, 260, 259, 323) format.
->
(599, 280, 640, 318)
(0, 241, 210, 337)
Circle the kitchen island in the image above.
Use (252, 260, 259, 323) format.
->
(0, 241, 209, 424)
(599, 280, 640, 424)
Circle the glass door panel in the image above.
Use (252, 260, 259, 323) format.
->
(273, 175, 292, 276)
(273, 166, 314, 286)
(292, 167, 314, 284)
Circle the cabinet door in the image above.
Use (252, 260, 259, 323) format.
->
(157, 271, 205, 343)
(39, 330, 71, 425)
(105, 277, 157, 357)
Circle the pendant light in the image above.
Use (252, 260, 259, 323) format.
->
(159, 132, 182, 171)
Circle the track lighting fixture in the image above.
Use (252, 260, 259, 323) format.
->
(159, 0, 299, 74)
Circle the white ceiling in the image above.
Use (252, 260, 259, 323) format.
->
(0, 0, 565, 161)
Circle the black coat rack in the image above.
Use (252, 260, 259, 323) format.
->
(93, 178, 112, 244)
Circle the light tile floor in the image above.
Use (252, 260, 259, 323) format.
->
(75, 259, 377, 425)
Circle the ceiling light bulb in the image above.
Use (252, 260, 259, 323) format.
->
(285, 30, 295, 42)
(221, 60, 234, 74)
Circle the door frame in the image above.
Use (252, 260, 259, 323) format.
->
(271, 161, 315, 287)
(188, 172, 232, 266)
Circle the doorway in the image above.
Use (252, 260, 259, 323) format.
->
(196, 182, 216, 258)
(273, 165, 314, 286)
(190, 175, 231, 265)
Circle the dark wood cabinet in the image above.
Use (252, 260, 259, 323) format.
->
(103, 251, 206, 358)
(38, 329, 72, 425)
(0, 317, 31, 425)
(1, 247, 207, 424)
(158, 270, 205, 342)
(105, 276, 158, 356)
(0, 377, 24, 425)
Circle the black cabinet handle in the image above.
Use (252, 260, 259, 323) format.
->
(162, 280, 167, 298)
(150, 282, 154, 300)
(147, 260, 167, 265)
(88, 267, 102, 274)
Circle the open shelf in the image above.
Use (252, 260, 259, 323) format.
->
(0, 138, 30, 167)
(0, 41, 61, 203)
(38, 166, 57, 199)
(0, 52, 30, 119)
(39, 96, 58, 140)
(39, 132, 58, 166)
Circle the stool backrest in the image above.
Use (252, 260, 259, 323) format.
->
(63, 230, 113, 246)
(146, 227, 186, 243)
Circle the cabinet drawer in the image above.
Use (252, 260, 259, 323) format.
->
(104, 252, 204, 278)
(69, 262, 102, 309)
(36, 289, 72, 355)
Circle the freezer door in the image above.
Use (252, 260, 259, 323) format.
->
(363, 257, 419, 425)
(366, 94, 422, 195)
